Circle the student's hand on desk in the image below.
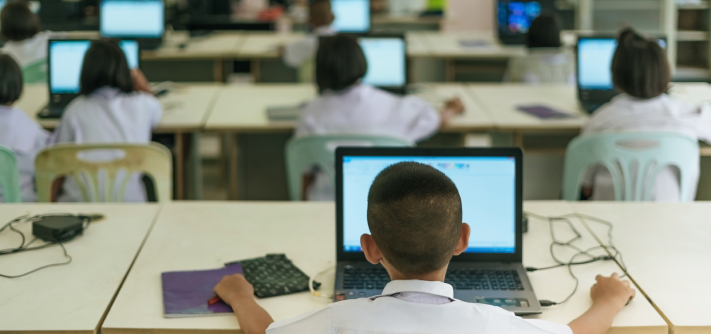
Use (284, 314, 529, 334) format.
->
(214, 273, 255, 306)
(591, 273, 636, 311)
(440, 97, 465, 118)
(132, 69, 153, 94)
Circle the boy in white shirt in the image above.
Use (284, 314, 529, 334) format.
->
(214, 162, 636, 334)
(282, 0, 336, 69)
(582, 28, 711, 201)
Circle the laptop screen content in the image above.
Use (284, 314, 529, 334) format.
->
(577, 38, 617, 90)
(342, 156, 517, 254)
(331, 0, 370, 33)
(49, 40, 140, 94)
(497, 0, 542, 36)
(359, 37, 406, 88)
(100, 0, 164, 38)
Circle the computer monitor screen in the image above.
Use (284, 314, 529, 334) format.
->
(359, 37, 406, 88)
(100, 0, 164, 38)
(577, 38, 617, 90)
(342, 156, 517, 254)
(50, 40, 140, 94)
(497, 0, 542, 35)
(331, 0, 370, 33)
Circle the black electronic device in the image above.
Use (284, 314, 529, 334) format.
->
(496, 0, 555, 45)
(32, 215, 88, 242)
(227, 254, 321, 298)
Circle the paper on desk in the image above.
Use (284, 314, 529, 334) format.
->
(161, 263, 243, 318)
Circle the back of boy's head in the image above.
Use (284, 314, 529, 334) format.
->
(1, 2, 40, 42)
(526, 13, 561, 49)
(0, 54, 23, 105)
(80, 39, 134, 95)
(612, 28, 670, 99)
(316, 34, 367, 93)
(367, 162, 463, 276)
(309, 0, 334, 28)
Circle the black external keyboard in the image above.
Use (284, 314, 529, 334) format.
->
(343, 267, 524, 291)
(238, 254, 321, 298)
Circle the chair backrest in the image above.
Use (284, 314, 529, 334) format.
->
(0, 145, 22, 203)
(285, 135, 412, 201)
(22, 59, 48, 84)
(35, 143, 172, 202)
(562, 132, 700, 202)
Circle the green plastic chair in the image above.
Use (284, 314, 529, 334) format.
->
(35, 143, 173, 202)
(562, 132, 700, 202)
(22, 59, 48, 84)
(0, 145, 22, 203)
(285, 135, 412, 201)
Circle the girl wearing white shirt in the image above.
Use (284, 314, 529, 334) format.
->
(0, 54, 49, 202)
(296, 34, 463, 200)
(53, 40, 162, 202)
(282, 0, 336, 69)
(582, 28, 711, 201)
(506, 13, 575, 85)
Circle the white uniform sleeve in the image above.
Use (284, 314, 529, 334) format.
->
(400, 96, 441, 142)
(283, 37, 317, 68)
(266, 306, 331, 334)
(139, 92, 163, 129)
(517, 319, 574, 334)
(693, 103, 711, 143)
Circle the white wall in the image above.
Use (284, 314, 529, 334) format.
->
(443, 0, 495, 32)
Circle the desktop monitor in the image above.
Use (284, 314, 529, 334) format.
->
(358, 36, 407, 92)
(331, 0, 370, 33)
(100, 0, 165, 39)
(496, 0, 554, 45)
(49, 40, 140, 95)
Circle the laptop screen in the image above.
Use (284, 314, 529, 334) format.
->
(49, 40, 140, 94)
(497, 0, 542, 36)
(359, 37, 406, 88)
(331, 0, 370, 33)
(100, 0, 164, 38)
(341, 156, 517, 254)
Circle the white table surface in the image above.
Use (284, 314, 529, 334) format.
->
(102, 201, 666, 334)
(0, 204, 160, 334)
(142, 32, 246, 60)
(571, 202, 711, 334)
(16, 83, 222, 132)
(522, 202, 667, 333)
(410, 84, 494, 132)
(412, 31, 527, 59)
(237, 32, 307, 59)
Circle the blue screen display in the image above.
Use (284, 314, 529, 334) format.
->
(497, 0, 541, 34)
(331, 0, 370, 33)
(100, 0, 164, 38)
(578, 39, 617, 90)
(359, 37, 406, 87)
(50, 40, 140, 94)
(342, 156, 517, 254)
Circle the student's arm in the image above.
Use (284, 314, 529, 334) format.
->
(439, 97, 465, 126)
(132, 69, 153, 94)
(214, 274, 274, 334)
(568, 273, 636, 334)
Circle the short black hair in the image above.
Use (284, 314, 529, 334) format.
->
(79, 39, 134, 95)
(309, 0, 332, 26)
(526, 13, 562, 48)
(367, 162, 463, 276)
(0, 54, 24, 104)
(612, 28, 670, 99)
(316, 34, 367, 93)
(1, 2, 40, 42)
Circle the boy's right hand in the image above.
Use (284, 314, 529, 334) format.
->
(214, 274, 255, 307)
(590, 273, 636, 311)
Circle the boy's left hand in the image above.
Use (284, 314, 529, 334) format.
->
(214, 274, 255, 306)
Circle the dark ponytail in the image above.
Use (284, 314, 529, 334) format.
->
(611, 27, 670, 99)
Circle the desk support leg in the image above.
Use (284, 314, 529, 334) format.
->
(228, 133, 239, 200)
(188, 131, 203, 200)
(445, 60, 455, 82)
(213, 59, 224, 83)
(252, 59, 261, 83)
(514, 132, 524, 148)
(174, 132, 185, 200)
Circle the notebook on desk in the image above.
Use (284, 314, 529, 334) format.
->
(161, 263, 243, 318)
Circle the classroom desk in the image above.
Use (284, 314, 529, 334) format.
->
(0, 204, 160, 334)
(15, 83, 223, 200)
(571, 202, 711, 334)
(101, 201, 666, 334)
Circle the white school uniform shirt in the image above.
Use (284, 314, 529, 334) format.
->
(283, 26, 336, 68)
(267, 280, 572, 334)
(52, 87, 163, 202)
(2, 31, 61, 68)
(505, 48, 576, 85)
(582, 93, 711, 201)
(0, 106, 50, 202)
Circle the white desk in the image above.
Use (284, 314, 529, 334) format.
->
(0, 204, 160, 334)
(102, 201, 666, 334)
(523, 202, 667, 333)
(142, 32, 246, 61)
(571, 202, 711, 334)
(410, 84, 494, 132)
(237, 32, 306, 59)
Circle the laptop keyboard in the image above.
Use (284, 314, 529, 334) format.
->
(343, 267, 524, 291)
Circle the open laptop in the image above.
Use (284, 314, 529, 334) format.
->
(496, 0, 552, 45)
(38, 39, 140, 119)
(334, 147, 542, 315)
(100, 0, 165, 50)
(331, 0, 370, 34)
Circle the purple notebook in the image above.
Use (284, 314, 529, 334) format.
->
(161, 263, 243, 318)
(517, 105, 576, 119)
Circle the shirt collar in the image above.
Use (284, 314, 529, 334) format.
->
(92, 86, 122, 99)
(373, 280, 454, 300)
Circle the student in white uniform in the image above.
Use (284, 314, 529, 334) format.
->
(582, 28, 711, 201)
(282, 0, 336, 69)
(296, 34, 463, 200)
(0, 2, 62, 83)
(53, 40, 162, 202)
(214, 162, 637, 334)
(0, 54, 49, 202)
(505, 13, 575, 85)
